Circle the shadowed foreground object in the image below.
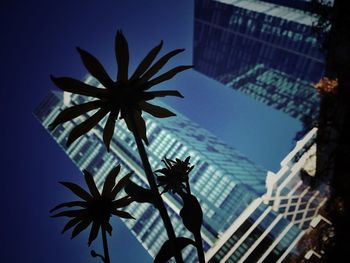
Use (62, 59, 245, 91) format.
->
(156, 156, 194, 194)
(50, 165, 134, 263)
(48, 30, 195, 263)
(156, 157, 204, 263)
(49, 30, 192, 150)
(124, 156, 205, 263)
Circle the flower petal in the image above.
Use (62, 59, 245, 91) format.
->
(112, 196, 134, 208)
(115, 30, 129, 82)
(71, 219, 92, 239)
(132, 111, 149, 144)
(147, 65, 193, 87)
(139, 48, 185, 83)
(103, 222, 113, 236)
(59, 182, 92, 201)
(155, 168, 168, 175)
(122, 110, 134, 133)
(166, 158, 176, 165)
(66, 108, 108, 147)
(110, 172, 132, 199)
(61, 217, 82, 234)
(139, 102, 176, 118)
(103, 108, 119, 152)
(49, 100, 102, 130)
(162, 159, 171, 169)
(122, 110, 148, 144)
(142, 90, 184, 100)
(50, 76, 106, 98)
(76, 47, 113, 88)
(112, 210, 135, 219)
(50, 201, 87, 213)
(88, 221, 100, 246)
(102, 165, 121, 198)
(51, 208, 87, 218)
(130, 40, 163, 81)
(83, 170, 100, 198)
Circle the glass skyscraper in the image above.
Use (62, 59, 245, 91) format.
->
(206, 198, 303, 262)
(218, 64, 320, 120)
(206, 128, 328, 262)
(34, 76, 269, 262)
(35, 78, 327, 262)
(263, 127, 328, 230)
(193, 0, 324, 121)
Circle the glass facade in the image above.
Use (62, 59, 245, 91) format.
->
(204, 128, 328, 262)
(34, 76, 268, 262)
(219, 64, 320, 120)
(193, 0, 324, 121)
(263, 128, 329, 230)
(206, 199, 303, 262)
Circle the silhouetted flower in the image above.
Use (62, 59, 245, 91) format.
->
(49, 31, 192, 150)
(156, 156, 194, 194)
(50, 165, 134, 246)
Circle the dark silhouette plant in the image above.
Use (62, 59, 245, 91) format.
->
(125, 156, 204, 262)
(48, 31, 204, 263)
(156, 157, 205, 263)
(50, 165, 134, 263)
(156, 157, 194, 194)
(49, 30, 191, 151)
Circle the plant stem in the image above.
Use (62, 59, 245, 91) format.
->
(130, 117, 184, 263)
(101, 226, 111, 263)
(194, 233, 205, 263)
(186, 180, 191, 194)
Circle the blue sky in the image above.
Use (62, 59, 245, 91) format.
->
(1, 1, 300, 262)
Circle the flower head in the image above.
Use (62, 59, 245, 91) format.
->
(49, 30, 192, 150)
(156, 156, 194, 194)
(313, 77, 338, 94)
(50, 165, 134, 246)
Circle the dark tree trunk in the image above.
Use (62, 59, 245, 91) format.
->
(316, 0, 350, 261)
